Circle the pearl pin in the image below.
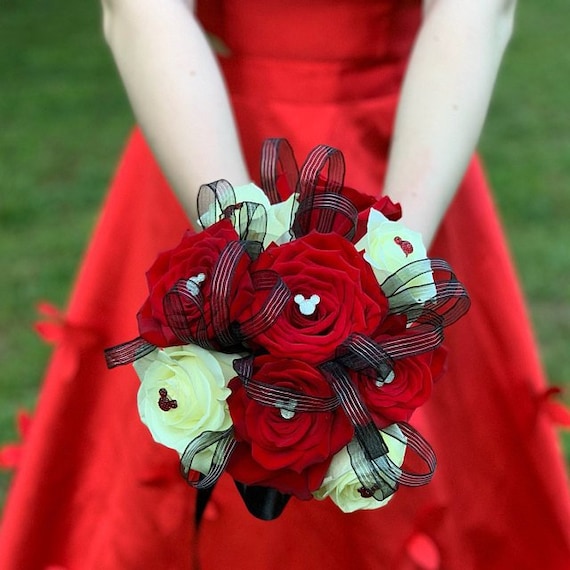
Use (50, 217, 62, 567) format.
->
(186, 273, 206, 295)
(375, 370, 395, 387)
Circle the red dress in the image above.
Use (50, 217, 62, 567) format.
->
(1, 1, 569, 568)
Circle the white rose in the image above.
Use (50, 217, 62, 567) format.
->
(200, 182, 298, 248)
(199, 182, 271, 228)
(264, 191, 298, 247)
(134, 344, 239, 473)
(355, 209, 436, 305)
(313, 424, 407, 513)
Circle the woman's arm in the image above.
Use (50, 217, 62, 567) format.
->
(101, 0, 249, 224)
(383, 0, 517, 247)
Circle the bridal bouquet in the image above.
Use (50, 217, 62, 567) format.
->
(105, 139, 469, 518)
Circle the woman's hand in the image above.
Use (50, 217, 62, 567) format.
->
(383, 0, 517, 247)
(101, 0, 250, 225)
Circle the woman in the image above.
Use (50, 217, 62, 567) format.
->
(1, 0, 569, 568)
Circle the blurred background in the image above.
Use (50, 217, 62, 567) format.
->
(1, 1, 570, 505)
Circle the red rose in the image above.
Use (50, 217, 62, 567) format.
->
(294, 176, 378, 242)
(226, 355, 353, 498)
(358, 346, 447, 427)
(298, 176, 401, 244)
(227, 443, 329, 500)
(137, 219, 253, 348)
(245, 232, 389, 365)
(355, 195, 402, 243)
(371, 196, 403, 221)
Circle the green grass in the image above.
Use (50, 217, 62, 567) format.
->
(0, 0, 131, 499)
(479, 3, 570, 386)
(1, 1, 570, 505)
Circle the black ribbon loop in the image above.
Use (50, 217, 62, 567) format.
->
(180, 427, 237, 490)
(238, 269, 291, 339)
(321, 361, 437, 498)
(198, 179, 269, 244)
(209, 240, 254, 347)
(383, 258, 471, 326)
(197, 179, 237, 230)
(379, 319, 445, 360)
(346, 438, 398, 502)
(162, 279, 209, 347)
(104, 336, 156, 369)
(225, 201, 268, 245)
(336, 333, 394, 377)
(292, 145, 357, 238)
(233, 356, 340, 413)
(394, 423, 437, 487)
(260, 138, 299, 204)
(320, 362, 389, 458)
(160, 240, 258, 351)
(301, 144, 345, 195)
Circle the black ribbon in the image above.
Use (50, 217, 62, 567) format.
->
(234, 482, 291, 521)
(292, 145, 359, 241)
(260, 138, 299, 204)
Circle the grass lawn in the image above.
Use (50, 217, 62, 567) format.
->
(0, 0, 132, 501)
(1, 1, 570, 507)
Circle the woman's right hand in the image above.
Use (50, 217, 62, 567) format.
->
(101, 0, 250, 225)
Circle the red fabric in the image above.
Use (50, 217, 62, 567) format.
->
(2, 1, 570, 568)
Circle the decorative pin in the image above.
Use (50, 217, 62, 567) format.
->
(186, 273, 206, 295)
(294, 294, 321, 316)
(357, 486, 377, 498)
(276, 399, 297, 420)
(375, 370, 395, 387)
(394, 236, 414, 257)
(158, 388, 178, 411)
